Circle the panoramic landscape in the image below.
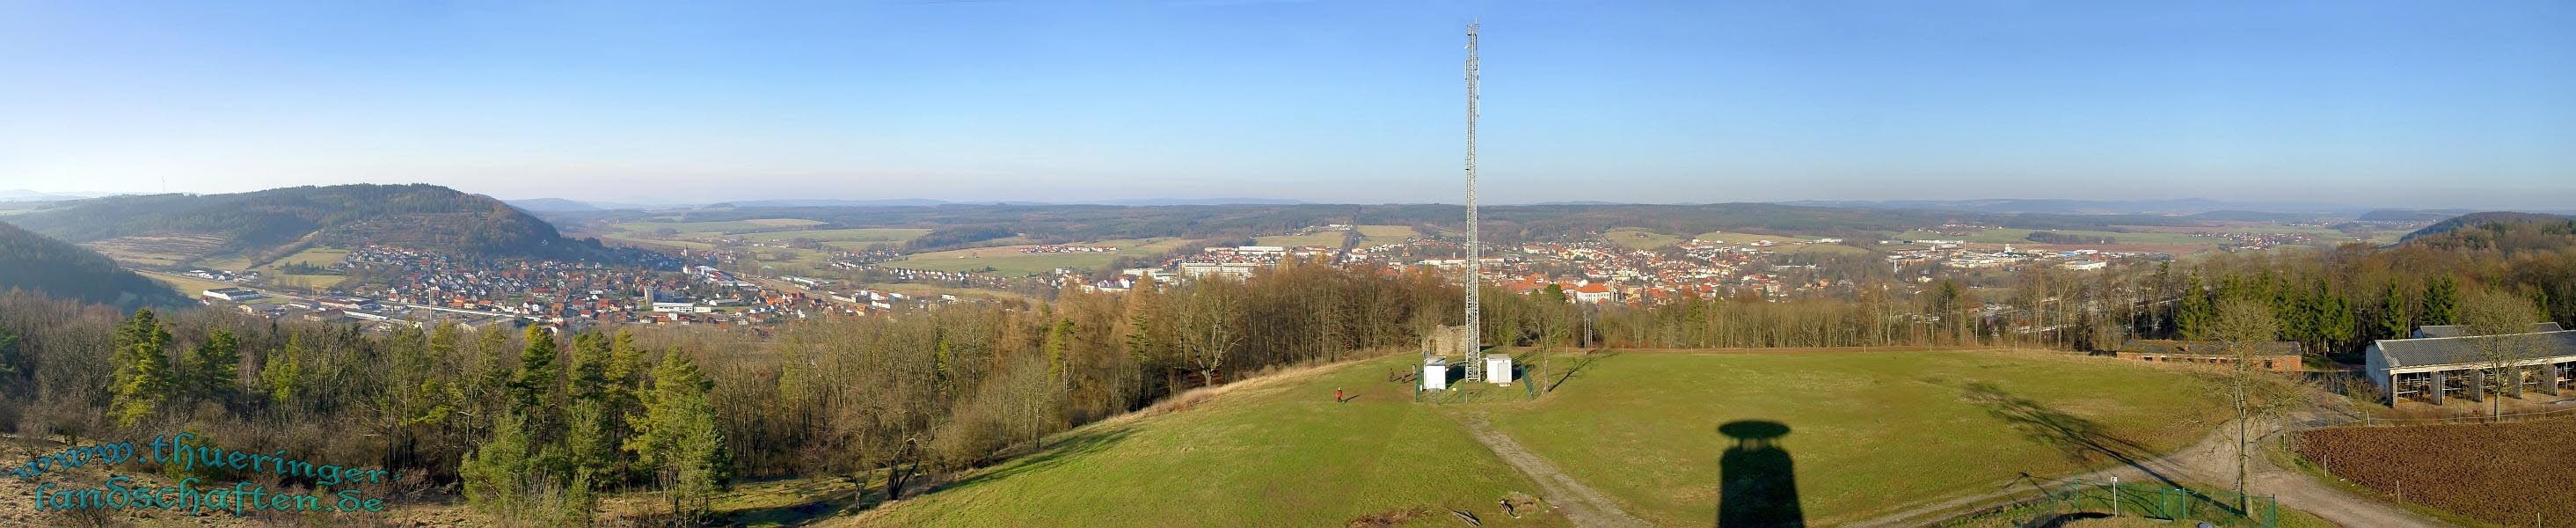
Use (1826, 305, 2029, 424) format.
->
(3, 2, 2572, 527)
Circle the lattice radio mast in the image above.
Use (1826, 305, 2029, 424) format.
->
(1461, 22, 1485, 382)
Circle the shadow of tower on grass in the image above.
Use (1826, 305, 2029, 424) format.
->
(1717, 420, 1804, 528)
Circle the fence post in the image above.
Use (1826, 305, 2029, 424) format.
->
(2110, 476, 2119, 517)
(2268, 495, 2278, 528)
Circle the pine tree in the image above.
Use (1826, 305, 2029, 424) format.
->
(2373, 282, 2411, 341)
(932, 338, 955, 400)
(263, 334, 306, 406)
(1044, 318, 1076, 385)
(2268, 275, 2310, 346)
(600, 331, 646, 479)
(0, 328, 23, 383)
(625, 348, 730, 523)
(509, 326, 558, 420)
(409, 324, 459, 427)
(2310, 281, 2356, 356)
(2176, 275, 2217, 341)
(2423, 275, 2459, 326)
(567, 332, 611, 404)
(110, 309, 173, 427)
(1124, 309, 1160, 364)
(563, 399, 615, 487)
(186, 329, 241, 402)
(461, 411, 535, 519)
(605, 331, 646, 402)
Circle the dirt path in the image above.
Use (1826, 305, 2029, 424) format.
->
(1455, 414, 1651, 528)
(1846, 414, 2452, 528)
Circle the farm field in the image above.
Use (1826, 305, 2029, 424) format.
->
(1354, 224, 1419, 245)
(1486, 348, 2234, 526)
(82, 234, 229, 267)
(257, 246, 352, 290)
(1691, 230, 1816, 244)
(595, 222, 933, 254)
(596, 231, 719, 250)
(264, 246, 350, 268)
(610, 218, 828, 235)
(1897, 228, 2222, 246)
(739, 228, 931, 244)
(2294, 417, 2576, 526)
(1252, 231, 1346, 248)
(880, 238, 1189, 276)
(135, 269, 237, 298)
(1776, 242, 1872, 256)
(843, 354, 1563, 527)
(193, 254, 259, 272)
(1603, 227, 1682, 249)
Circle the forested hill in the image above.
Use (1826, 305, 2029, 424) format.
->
(2398, 212, 2576, 253)
(0, 221, 190, 308)
(2401, 212, 2576, 241)
(4, 184, 603, 260)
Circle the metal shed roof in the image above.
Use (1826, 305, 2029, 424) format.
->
(2375, 330, 2576, 369)
(2412, 322, 2565, 338)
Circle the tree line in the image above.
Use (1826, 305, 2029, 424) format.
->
(0, 259, 1468, 524)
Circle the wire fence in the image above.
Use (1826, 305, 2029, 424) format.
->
(2305, 402, 2576, 427)
(2354, 404, 2576, 425)
(2021, 477, 2279, 528)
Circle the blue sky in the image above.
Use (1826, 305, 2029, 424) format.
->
(2, 1, 2570, 207)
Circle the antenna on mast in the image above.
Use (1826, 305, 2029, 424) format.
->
(1461, 21, 1485, 383)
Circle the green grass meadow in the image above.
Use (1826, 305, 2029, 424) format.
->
(1487, 348, 2230, 526)
(256, 246, 353, 290)
(843, 348, 2233, 527)
(848, 355, 1563, 527)
(1354, 224, 1419, 246)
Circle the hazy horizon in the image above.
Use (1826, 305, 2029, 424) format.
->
(4, 1, 2572, 208)
(11, 186, 2564, 213)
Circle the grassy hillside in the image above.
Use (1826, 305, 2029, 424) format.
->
(845, 348, 2232, 527)
(0, 221, 193, 308)
(846, 356, 1563, 527)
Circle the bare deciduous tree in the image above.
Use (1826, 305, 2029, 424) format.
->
(2212, 298, 2282, 513)
(1178, 280, 1244, 388)
(2458, 289, 2544, 421)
